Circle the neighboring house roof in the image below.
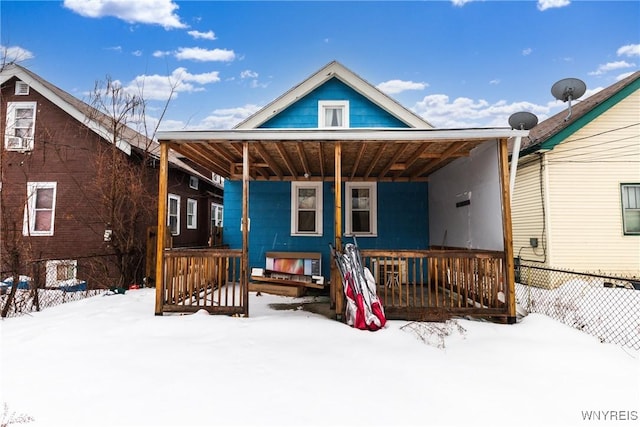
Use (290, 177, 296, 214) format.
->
(235, 60, 433, 129)
(0, 63, 216, 186)
(519, 70, 640, 156)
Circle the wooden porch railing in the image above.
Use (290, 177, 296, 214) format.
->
(360, 249, 508, 321)
(160, 248, 246, 315)
(158, 248, 509, 321)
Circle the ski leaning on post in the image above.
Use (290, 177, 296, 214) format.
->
(330, 237, 386, 331)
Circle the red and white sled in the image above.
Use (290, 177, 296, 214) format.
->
(331, 239, 386, 331)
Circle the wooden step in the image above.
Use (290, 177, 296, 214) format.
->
(249, 282, 305, 297)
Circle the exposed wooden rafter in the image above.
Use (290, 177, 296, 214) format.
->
(254, 142, 284, 179)
(363, 143, 386, 179)
(296, 142, 311, 178)
(274, 143, 298, 180)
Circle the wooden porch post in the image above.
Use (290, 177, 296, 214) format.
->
(154, 142, 169, 315)
(334, 142, 344, 321)
(498, 138, 517, 323)
(242, 142, 250, 317)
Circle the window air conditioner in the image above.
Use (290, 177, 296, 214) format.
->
(6, 136, 26, 149)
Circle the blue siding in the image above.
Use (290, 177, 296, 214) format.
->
(223, 180, 429, 278)
(260, 78, 409, 128)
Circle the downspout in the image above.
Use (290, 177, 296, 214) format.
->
(509, 136, 522, 201)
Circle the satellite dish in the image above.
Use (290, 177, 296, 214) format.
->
(551, 77, 587, 121)
(508, 111, 538, 130)
(551, 78, 586, 102)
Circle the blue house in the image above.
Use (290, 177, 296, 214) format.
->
(155, 61, 529, 322)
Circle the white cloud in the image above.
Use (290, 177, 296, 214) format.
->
(153, 50, 171, 58)
(489, 79, 500, 85)
(173, 67, 220, 84)
(617, 44, 640, 57)
(412, 94, 551, 128)
(121, 67, 220, 101)
(63, 0, 186, 29)
(616, 71, 636, 81)
(197, 105, 263, 130)
(132, 50, 143, 57)
(589, 61, 636, 76)
(240, 70, 258, 79)
(239, 70, 267, 89)
(376, 79, 428, 95)
(175, 47, 236, 62)
(537, 0, 571, 11)
(1, 45, 34, 63)
(522, 48, 532, 56)
(451, 0, 475, 7)
(188, 30, 216, 40)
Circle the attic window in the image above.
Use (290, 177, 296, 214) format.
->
(189, 176, 199, 190)
(15, 82, 30, 95)
(318, 101, 349, 128)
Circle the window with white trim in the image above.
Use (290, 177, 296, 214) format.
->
(621, 184, 640, 235)
(211, 203, 223, 227)
(186, 198, 197, 229)
(5, 101, 36, 151)
(23, 182, 57, 236)
(189, 176, 199, 190)
(168, 194, 180, 235)
(46, 259, 77, 286)
(291, 182, 323, 236)
(345, 182, 377, 236)
(318, 100, 349, 128)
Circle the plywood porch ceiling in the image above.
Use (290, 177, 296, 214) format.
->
(168, 137, 490, 182)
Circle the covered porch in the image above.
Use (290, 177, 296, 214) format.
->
(153, 128, 528, 322)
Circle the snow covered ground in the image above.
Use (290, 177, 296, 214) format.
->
(1, 289, 639, 427)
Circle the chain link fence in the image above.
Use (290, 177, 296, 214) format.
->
(515, 260, 640, 350)
(1, 259, 106, 318)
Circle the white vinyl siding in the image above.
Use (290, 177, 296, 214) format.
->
(511, 157, 548, 263)
(168, 194, 180, 236)
(5, 101, 36, 151)
(291, 182, 323, 236)
(186, 198, 197, 229)
(345, 182, 377, 236)
(537, 90, 640, 275)
(23, 182, 57, 236)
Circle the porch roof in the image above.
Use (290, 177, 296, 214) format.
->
(156, 127, 529, 182)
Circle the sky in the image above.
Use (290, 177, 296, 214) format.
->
(1, 287, 639, 427)
(1, 0, 639, 132)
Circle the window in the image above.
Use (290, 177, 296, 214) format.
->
(291, 182, 323, 236)
(211, 203, 223, 227)
(318, 101, 349, 128)
(189, 176, 199, 190)
(345, 182, 377, 236)
(168, 194, 180, 235)
(621, 184, 640, 235)
(186, 198, 197, 229)
(46, 260, 77, 286)
(5, 102, 36, 151)
(23, 182, 57, 236)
